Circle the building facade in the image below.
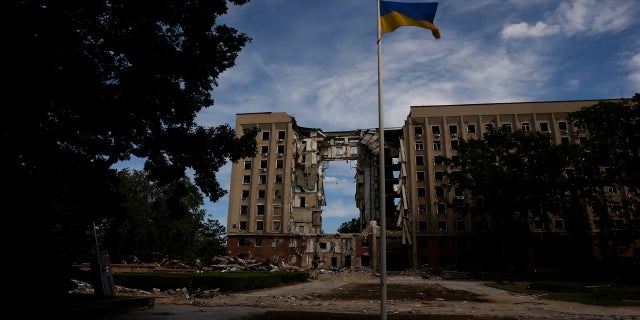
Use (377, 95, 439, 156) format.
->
(227, 100, 638, 272)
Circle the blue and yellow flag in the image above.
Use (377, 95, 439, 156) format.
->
(380, 1, 440, 39)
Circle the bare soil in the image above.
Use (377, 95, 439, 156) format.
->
(143, 270, 640, 319)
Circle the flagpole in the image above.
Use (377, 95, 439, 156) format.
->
(376, 0, 387, 319)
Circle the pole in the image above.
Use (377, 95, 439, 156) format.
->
(376, 1, 387, 319)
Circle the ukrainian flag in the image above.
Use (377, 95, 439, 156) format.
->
(380, 1, 440, 39)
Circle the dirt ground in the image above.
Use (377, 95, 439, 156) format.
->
(138, 270, 640, 320)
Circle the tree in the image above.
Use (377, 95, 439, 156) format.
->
(4, 0, 257, 295)
(441, 127, 577, 270)
(567, 94, 640, 268)
(337, 218, 361, 233)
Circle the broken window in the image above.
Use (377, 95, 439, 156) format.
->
(272, 221, 281, 232)
(258, 189, 265, 199)
(417, 187, 426, 197)
(243, 175, 251, 184)
(277, 130, 286, 140)
(300, 196, 306, 208)
(273, 206, 282, 216)
(433, 141, 441, 150)
(351, 146, 358, 155)
(416, 156, 424, 165)
(539, 122, 550, 132)
(419, 220, 428, 231)
(434, 156, 443, 165)
(416, 171, 425, 181)
(449, 125, 458, 136)
(240, 205, 248, 215)
(502, 123, 512, 132)
(418, 204, 427, 214)
(244, 161, 252, 170)
(558, 121, 568, 132)
(255, 238, 262, 247)
(434, 171, 443, 181)
(450, 140, 459, 149)
(257, 204, 265, 215)
(258, 175, 266, 185)
(241, 190, 249, 199)
(335, 147, 344, 155)
(275, 174, 283, 183)
(554, 219, 564, 230)
(261, 145, 268, 154)
(239, 238, 246, 246)
(435, 186, 444, 196)
(239, 221, 247, 231)
(271, 238, 280, 247)
(456, 220, 466, 231)
(262, 131, 270, 140)
(256, 220, 264, 231)
(415, 142, 423, 150)
(276, 159, 284, 168)
(437, 221, 447, 232)
(274, 189, 282, 200)
(521, 122, 531, 132)
(260, 160, 268, 169)
(484, 123, 493, 132)
(277, 145, 285, 154)
(431, 125, 440, 135)
(561, 136, 570, 144)
(419, 238, 428, 249)
(467, 124, 476, 134)
(437, 203, 446, 214)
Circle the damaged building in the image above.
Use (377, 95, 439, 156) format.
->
(226, 100, 639, 272)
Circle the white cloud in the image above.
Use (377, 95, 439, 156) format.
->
(557, 0, 636, 35)
(627, 53, 640, 90)
(501, 21, 560, 39)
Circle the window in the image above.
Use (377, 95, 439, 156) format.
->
(558, 121, 568, 132)
(456, 220, 466, 231)
(276, 159, 284, 168)
(239, 238, 246, 246)
(275, 174, 283, 183)
(502, 123, 512, 132)
(256, 220, 264, 231)
(274, 189, 282, 199)
(533, 220, 544, 230)
(258, 175, 266, 184)
(431, 125, 441, 135)
(258, 189, 265, 199)
(260, 160, 268, 169)
(539, 122, 550, 132)
(439, 238, 447, 249)
(608, 185, 618, 194)
(277, 130, 286, 140)
(240, 205, 248, 215)
(272, 221, 282, 232)
(576, 122, 587, 131)
(434, 171, 443, 181)
(579, 136, 588, 144)
(454, 187, 464, 198)
(561, 137, 570, 144)
(243, 175, 251, 184)
(299, 196, 306, 208)
(416, 156, 424, 165)
(255, 238, 262, 247)
(611, 201, 622, 212)
(449, 125, 458, 136)
(261, 145, 268, 154)
(419, 220, 428, 231)
(450, 140, 459, 149)
(277, 145, 285, 154)
(434, 156, 443, 165)
(415, 142, 424, 150)
(467, 124, 476, 134)
(262, 131, 270, 140)
(272, 238, 280, 247)
(419, 238, 428, 249)
(414, 126, 423, 136)
(257, 204, 265, 215)
(436, 203, 446, 214)
(239, 221, 247, 230)
(521, 122, 531, 132)
(241, 190, 250, 200)
(437, 220, 447, 232)
(244, 161, 252, 170)
(433, 141, 441, 150)
(416, 171, 425, 181)
(435, 186, 445, 196)
(417, 187, 426, 197)
(484, 123, 494, 132)
(335, 147, 344, 155)
(417, 204, 427, 214)
(554, 219, 564, 230)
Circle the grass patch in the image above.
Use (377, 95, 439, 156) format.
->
(485, 281, 640, 306)
(239, 311, 516, 320)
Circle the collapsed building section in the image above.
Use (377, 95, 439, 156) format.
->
(226, 99, 639, 273)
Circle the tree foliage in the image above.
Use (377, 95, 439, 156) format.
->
(4, 0, 256, 295)
(337, 218, 361, 233)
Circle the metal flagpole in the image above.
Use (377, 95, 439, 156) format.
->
(376, 0, 387, 319)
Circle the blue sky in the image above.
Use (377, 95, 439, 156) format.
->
(122, 0, 640, 234)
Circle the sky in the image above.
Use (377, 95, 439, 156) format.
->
(121, 0, 640, 234)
